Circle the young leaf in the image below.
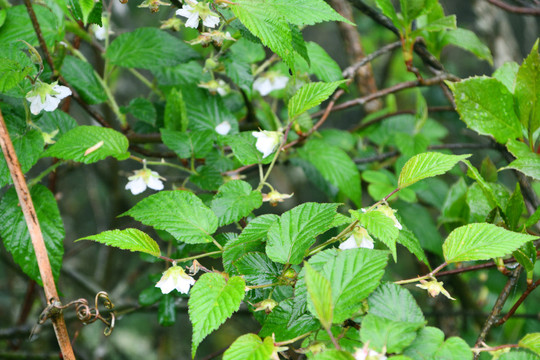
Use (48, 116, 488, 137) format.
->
(77, 228, 161, 257)
(266, 202, 339, 264)
(515, 40, 540, 137)
(443, 223, 538, 263)
(0, 185, 64, 285)
(324, 249, 389, 323)
(518, 333, 540, 356)
(0, 128, 43, 189)
(450, 77, 521, 144)
(375, 0, 399, 27)
(288, 81, 346, 120)
(434, 337, 473, 360)
(42, 126, 130, 164)
(223, 334, 275, 360)
(501, 139, 540, 181)
(298, 139, 361, 206)
(398, 152, 470, 189)
(122, 190, 218, 244)
(397, 227, 430, 267)
(360, 314, 424, 353)
(493, 62, 519, 93)
(441, 28, 493, 65)
(368, 283, 424, 324)
(189, 273, 245, 358)
(306, 42, 344, 83)
(105, 27, 199, 69)
(351, 209, 399, 260)
(211, 180, 263, 227)
(305, 262, 333, 329)
(506, 183, 524, 231)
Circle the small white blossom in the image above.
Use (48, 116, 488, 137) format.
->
(252, 130, 282, 158)
(353, 347, 387, 360)
(199, 79, 229, 96)
(26, 81, 72, 115)
(377, 204, 402, 230)
(176, 0, 220, 28)
(253, 72, 289, 96)
(416, 277, 455, 300)
(125, 168, 164, 195)
(155, 265, 196, 294)
(215, 120, 232, 135)
(262, 190, 293, 206)
(340, 227, 374, 250)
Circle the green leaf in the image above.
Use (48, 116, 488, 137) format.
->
(305, 262, 333, 329)
(299, 139, 361, 206)
(0, 127, 44, 188)
(499, 351, 540, 360)
(324, 249, 389, 323)
(312, 350, 355, 360)
(38, 110, 78, 140)
(79, 0, 96, 25)
(398, 152, 470, 189)
(224, 55, 253, 93)
(506, 183, 524, 231)
(106, 27, 199, 69)
(397, 226, 430, 267)
(164, 88, 188, 132)
(351, 209, 399, 260)
(234, 252, 281, 285)
(419, 15, 456, 32)
(443, 223, 538, 263)
(211, 180, 263, 227)
(266, 202, 339, 264)
(501, 140, 540, 180)
(306, 42, 344, 83)
(226, 132, 273, 165)
(189, 273, 245, 357)
(288, 81, 346, 120)
(513, 241, 537, 276)
(77, 228, 161, 257)
(463, 160, 500, 209)
(123, 98, 156, 125)
(375, 0, 399, 27)
(158, 294, 176, 326)
(519, 333, 540, 356)
(450, 77, 520, 143)
(291, 24, 310, 66)
(442, 28, 493, 65)
(122, 190, 218, 244)
(259, 298, 319, 341)
(269, 0, 353, 26)
(0, 5, 61, 50)
(229, 38, 266, 64)
(368, 283, 424, 323)
(223, 334, 275, 360)
(0, 43, 35, 92)
(400, 0, 433, 24)
(360, 314, 424, 353)
(42, 126, 130, 164)
(493, 62, 519, 93)
(434, 337, 473, 360)
(138, 286, 163, 306)
(0, 185, 64, 285)
(231, 0, 295, 70)
(161, 129, 214, 159)
(515, 40, 540, 137)
(183, 88, 238, 132)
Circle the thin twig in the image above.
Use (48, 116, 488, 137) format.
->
(0, 109, 75, 359)
(342, 41, 401, 79)
(486, 0, 540, 15)
(496, 278, 540, 326)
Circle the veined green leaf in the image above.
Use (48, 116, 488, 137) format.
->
(269, 0, 353, 26)
(515, 40, 540, 138)
(234, 252, 281, 286)
(518, 333, 540, 356)
(164, 88, 188, 132)
(77, 228, 161, 257)
(305, 262, 333, 329)
(351, 209, 399, 260)
(450, 76, 520, 143)
(360, 314, 424, 353)
(404, 327, 473, 360)
(42, 126, 130, 164)
(306, 42, 344, 83)
(288, 81, 346, 120)
(0, 43, 35, 92)
(121, 190, 218, 244)
(189, 273, 245, 357)
(313, 350, 355, 360)
(0, 127, 43, 189)
(441, 28, 493, 65)
(493, 62, 519, 93)
(223, 334, 275, 360)
(398, 152, 470, 189)
(211, 180, 263, 227)
(502, 140, 540, 180)
(368, 283, 424, 324)
(61, 56, 107, 105)
(443, 223, 538, 263)
(266, 202, 339, 264)
(258, 298, 319, 341)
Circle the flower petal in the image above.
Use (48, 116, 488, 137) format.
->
(339, 235, 358, 250)
(146, 174, 164, 191)
(215, 121, 231, 135)
(43, 94, 61, 112)
(125, 177, 147, 195)
(202, 14, 220, 28)
(52, 85, 72, 99)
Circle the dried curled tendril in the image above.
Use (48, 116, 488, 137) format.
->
(38, 291, 116, 336)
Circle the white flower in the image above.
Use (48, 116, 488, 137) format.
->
(253, 72, 289, 96)
(377, 205, 402, 230)
(262, 190, 293, 206)
(155, 265, 196, 294)
(353, 347, 387, 360)
(199, 79, 229, 96)
(26, 81, 72, 115)
(252, 130, 282, 158)
(339, 227, 374, 250)
(215, 120, 232, 135)
(91, 24, 107, 41)
(125, 168, 164, 195)
(176, 0, 220, 28)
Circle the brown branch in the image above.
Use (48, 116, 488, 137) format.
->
(496, 278, 540, 326)
(0, 109, 75, 359)
(486, 0, 540, 15)
(23, 0, 54, 72)
(342, 41, 401, 79)
(473, 266, 522, 359)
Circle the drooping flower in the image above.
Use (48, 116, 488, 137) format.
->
(155, 265, 196, 294)
(215, 120, 232, 135)
(199, 79, 229, 96)
(176, 0, 220, 29)
(262, 189, 293, 206)
(339, 227, 374, 250)
(253, 72, 289, 96)
(376, 204, 402, 230)
(125, 168, 165, 195)
(252, 130, 282, 158)
(416, 277, 455, 300)
(188, 30, 235, 46)
(26, 81, 72, 115)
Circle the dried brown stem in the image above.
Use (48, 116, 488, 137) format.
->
(486, 0, 540, 15)
(0, 109, 75, 359)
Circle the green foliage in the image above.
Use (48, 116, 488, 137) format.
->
(305, 262, 333, 329)
(211, 180, 263, 226)
(122, 190, 218, 244)
(519, 333, 540, 356)
(188, 273, 245, 357)
(360, 314, 424, 353)
(61, 56, 107, 104)
(398, 152, 470, 189)
(288, 80, 347, 120)
(0, 44, 35, 92)
(223, 334, 275, 360)
(78, 228, 161, 257)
